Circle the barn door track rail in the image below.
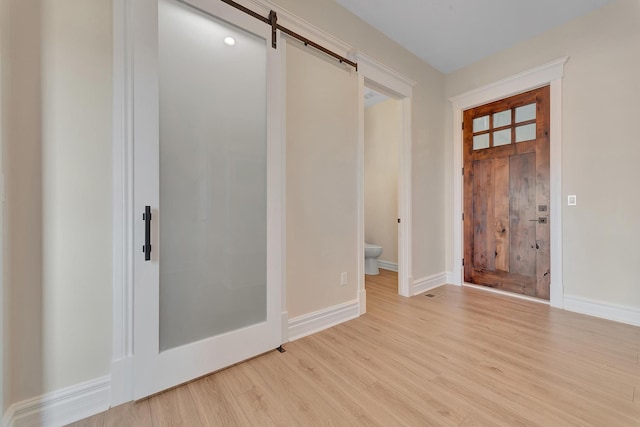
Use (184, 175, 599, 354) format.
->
(220, 0, 358, 70)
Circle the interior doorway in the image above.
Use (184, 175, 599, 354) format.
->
(354, 55, 415, 310)
(355, 60, 414, 308)
(363, 87, 401, 288)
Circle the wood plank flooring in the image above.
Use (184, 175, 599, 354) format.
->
(70, 269, 640, 426)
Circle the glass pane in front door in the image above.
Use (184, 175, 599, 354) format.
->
(158, 0, 267, 351)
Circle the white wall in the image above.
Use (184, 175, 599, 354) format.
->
(445, 0, 640, 309)
(0, 0, 7, 414)
(286, 43, 359, 318)
(271, 0, 446, 283)
(4, 0, 44, 407)
(364, 98, 400, 264)
(40, 0, 112, 393)
(1, 0, 447, 415)
(3, 0, 112, 406)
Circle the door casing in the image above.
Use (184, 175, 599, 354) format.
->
(354, 52, 415, 302)
(450, 57, 567, 308)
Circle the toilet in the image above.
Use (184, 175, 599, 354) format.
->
(364, 243, 383, 275)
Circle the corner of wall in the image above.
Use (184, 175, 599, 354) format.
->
(287, 299, 359, 342)
(412, 272, 448, 296)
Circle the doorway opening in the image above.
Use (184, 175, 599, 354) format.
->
(356, 68, 414, 312)
(354, 54, 415, 311)
(363, 87, 401, 291)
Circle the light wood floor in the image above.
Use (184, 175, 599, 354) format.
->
(70, 270, 640, 426)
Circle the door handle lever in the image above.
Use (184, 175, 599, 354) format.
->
(143, 206, 152, 261)
(529, 217, 548, 224)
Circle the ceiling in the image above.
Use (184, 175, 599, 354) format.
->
(336, 0, 616, 73)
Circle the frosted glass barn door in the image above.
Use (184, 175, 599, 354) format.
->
(132, 0, 283, 399)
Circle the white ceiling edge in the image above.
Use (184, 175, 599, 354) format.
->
(336, 0, 615, 73)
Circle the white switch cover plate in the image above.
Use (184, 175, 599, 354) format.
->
(568, 195, 577, 206)
(340, 272, 347, 286)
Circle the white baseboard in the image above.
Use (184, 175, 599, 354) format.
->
(564, 295, 640, 327)
(412, 272, 447, 296)
(377, 260, 398, 272)
(4, 376, 110, 427)
(288, 299, 359, 341)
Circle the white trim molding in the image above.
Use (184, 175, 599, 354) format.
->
(449, 57, 568, 309)
(378, 260, 398, 272)
(564, 295, 640, 327)
(352, 52, 416, 98)
(354, 51, 415, 300)
(280, 311, 289, 343)
(356, 73, 366, 316)
(445, 271, 454, 284)
(358, 288, 366, 316)
(288, 299, 359, 342)
(111, 0, 135, 407)
(4, 376, 110, 427)
(397, 97, 413, 298)
(412, 273, 447, 296)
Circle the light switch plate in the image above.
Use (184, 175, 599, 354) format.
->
(568, 195, 577, 206)
(340, 272, 347, 286)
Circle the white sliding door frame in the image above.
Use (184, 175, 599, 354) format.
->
(0, 12, 5, 416)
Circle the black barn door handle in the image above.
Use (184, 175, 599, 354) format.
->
(143, 206, 152, 261)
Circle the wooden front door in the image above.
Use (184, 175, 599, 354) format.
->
(463, 86, 550, 299)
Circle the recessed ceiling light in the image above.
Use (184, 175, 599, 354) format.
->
(223, 37, 235, 46)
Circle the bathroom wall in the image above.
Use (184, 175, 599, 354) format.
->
(444, 0, 640, 310)
(364, 97, 401, 265)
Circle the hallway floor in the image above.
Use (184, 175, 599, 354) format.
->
(70, 270, 640, 426)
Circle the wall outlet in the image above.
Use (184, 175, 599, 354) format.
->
(340, 272, 347, 286)
(568, 195, 577, 206)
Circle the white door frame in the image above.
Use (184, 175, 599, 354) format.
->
(0, 15, 5, 415)
(449, 57, 568, 308)
(354, 53, 415, 305)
